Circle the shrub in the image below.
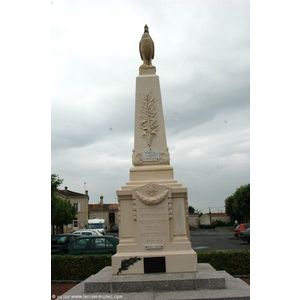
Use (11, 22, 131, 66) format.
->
(211, 220, 226, 227)
(51, 250, 250, 281)
(51, 254, 112, 281)
(211, 220, 235, 227)
(197, 250, 250, 275)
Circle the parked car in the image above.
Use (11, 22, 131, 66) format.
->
(239, 228, 250, 243)
(51, 235, 119, 255)
(92, 229, 105, 236)
(199, 224, 216, 229)
(51, 234, 81, 251)
(110, 225, 119, 232)
(234, 223, 250, 238)
(72, 229, 103, 236)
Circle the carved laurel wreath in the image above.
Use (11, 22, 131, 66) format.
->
(135, 183, 169, 205)
(139, 88, 159, 147)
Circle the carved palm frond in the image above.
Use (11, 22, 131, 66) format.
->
(117, 256, 142, 275)
(139, 89, 159, 146)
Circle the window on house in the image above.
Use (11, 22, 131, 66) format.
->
(109, 212, 115, 224)
(73, 203, 81, 211)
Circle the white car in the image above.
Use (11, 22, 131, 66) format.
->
(72, 229, 103, 236)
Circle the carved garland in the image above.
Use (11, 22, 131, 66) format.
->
(135, 184, 169, 206)
(133, 199, 137, 221)
(185, 199, 189, 219)
(168, 198, 173, 219)
(132, 149, 143, 165)
(159, 147, 170, 164)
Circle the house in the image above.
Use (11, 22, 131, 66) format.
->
(56, 187, 89, 233)
(189, 213, 200, 228)
(199, 212, 230, 225)
(88, 196, 119, 230)
(188, 212, 231, 228)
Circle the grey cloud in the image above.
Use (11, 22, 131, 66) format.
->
(51, 0, 250, 210)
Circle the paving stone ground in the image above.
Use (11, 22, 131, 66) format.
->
(51, 277, 249, 300)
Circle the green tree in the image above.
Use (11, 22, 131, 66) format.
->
(225, 184, 250, 223)
(188, 206, 195, 214)
(51, 174, 63, 198)
(51, 174, 63, 233)
(51, 174, 77, 234)
(225, 195, 236, 220)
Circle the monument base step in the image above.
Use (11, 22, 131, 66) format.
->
(85, 263, 224, 293)
(111, 249, 198, 275)
(60, 263, 250, 300)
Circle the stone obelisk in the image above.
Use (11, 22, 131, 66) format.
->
(112, 25, 197, 275)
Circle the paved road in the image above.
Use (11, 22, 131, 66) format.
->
(108, 228, 250, 252)
(190, 228, 250, 251)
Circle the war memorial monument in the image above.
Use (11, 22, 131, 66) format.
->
(111, 24, 198, 275)
(61, 25, 250, 300)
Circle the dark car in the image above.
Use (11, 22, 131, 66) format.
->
(110, 225, 119, 233)
(239, 228, 250, 243)
(234, 223, 250, 238)
(51, 235, 119, 255)
(51, 234, 81, 251)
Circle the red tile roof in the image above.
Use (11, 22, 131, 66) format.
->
(57, 189, 87, 197)
(205, 213, 228, 217)
(89, 204, 118, 211)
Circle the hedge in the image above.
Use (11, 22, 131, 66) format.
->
(52, 250, 250, 281)
(51, 254, 112, 281)
(197, 250, 250, 276)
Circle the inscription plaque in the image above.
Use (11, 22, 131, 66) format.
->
(145, 244, 163, 250)
(138, 207, 168, 247)
(142, 147, 159, 162)
(144, 257, 166, 273)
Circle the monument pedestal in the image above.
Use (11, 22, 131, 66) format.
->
(112, 179, 197, 275)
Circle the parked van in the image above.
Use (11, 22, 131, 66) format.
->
(87, 218, 107, 235)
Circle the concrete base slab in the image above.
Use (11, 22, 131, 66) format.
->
(59, 264, 250, 300)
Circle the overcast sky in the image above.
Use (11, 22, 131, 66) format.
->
(51, 0, 250, 213)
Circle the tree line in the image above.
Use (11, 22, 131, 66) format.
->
(189, 183, 250, 225)
(225, 184, 250, 224)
